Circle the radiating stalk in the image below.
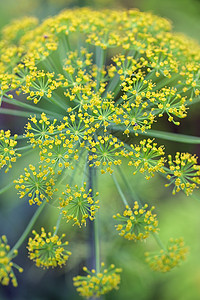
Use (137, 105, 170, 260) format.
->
(117, 165, 142, 206)
(0, 181, 15, 195)
(8, 200, 46, 257)
(88, 164, 101, 300)
(112, 173, 129, 207)
(152, 232, 167, 251)
(2, 96, 62, 118)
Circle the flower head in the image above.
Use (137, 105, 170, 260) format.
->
(128, 139, 165, 179)
(165, 152, 200, 195)
(0, 235, 23, 287)
(145, 237, 188, 272)
(0, 130, 21, 173)
(59, 183, 100, 227)
(14, 164, 57, 205)
(113, 201, 159, 241)
(27, 227, 71, 268)
(73, 262, 122, 298)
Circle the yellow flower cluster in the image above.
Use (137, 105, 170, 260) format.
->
(73, 262, 122, 298)
(20, 70, 61, 104)
(0, 130, 21, 173)
(165, 152, 200, 195)
(145, 237, 188, 272)
(59, 183, 100, 227)
(14, 164, 57, 205)
(0, 235, 23, 287)
(0, 7, 199, 291)
(27, 227, 71, 268)
(25, 113, 57, 146)
(0, 9, 199, 129)
(128, 139, 165, 180)
(2, 17, 38, 45)
(113, 201, 158, 241)
(87, 135, 125, 174)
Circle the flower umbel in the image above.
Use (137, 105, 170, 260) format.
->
(0, 7, 200, 295)
(128, 139, 165, 180)
(59, 183, 100, 227)
(145, 237, 188, 272)
(0, 235, 23, 287)
(0, 130, 21, 173)
(27, 227, 71, 268)
(165, 152, 200, 195)
(113, 201, 159, 241)
(14, 164, 57, 205)
(73, 262, 122, 298)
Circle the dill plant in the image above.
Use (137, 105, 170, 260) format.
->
(0, 8, 200, 298)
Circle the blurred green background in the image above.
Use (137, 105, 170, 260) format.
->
(0, 0, 200, 299)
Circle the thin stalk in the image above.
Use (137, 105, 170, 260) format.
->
(53, 212, 63, 236)
(16, 145, 33, 151)
(88, 164, 101, 300)
(112, 173, 129, 207)
(2, 97, 61, 118)
(93, 166, 100, 274)
(53, 152, 86, 232)
(117, 165, 142, 206)
(94, 212, 100, 274)
(116, 167, 166, 251)
(8, 200, 46, 257)
(0, 108, 40, 118)
(88, 165, 96, 270)
(0, 181, 15, 195)
(152, 232, 167, 251)
(96, 47, 105, 90)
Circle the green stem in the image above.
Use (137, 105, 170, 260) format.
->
(2, 97, 62, 118)
(16, 145, 33, 151)
(94, 213, 100, 273)
(53, 149, 86, 231)
(116, 167, 166, 251)
(117, 165, 142, 206)
(88, 164, 101, 275)
(152, 232, 167, 251)
(8, 201, 46, 257)
(96, 47, 105, 90)
(0, 181, 15, 195)
(0, 108, 38, 118)
(53, 212, 63, 236)
(112, 173, 129, 207)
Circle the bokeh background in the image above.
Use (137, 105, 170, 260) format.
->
(0, 0, 200, 299)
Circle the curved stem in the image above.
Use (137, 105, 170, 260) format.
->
(88, 165, 101, 300)
(8, 201, 46, 257)
(53, 149, 86, 233)
(88, 165, 96, 270)
(94, 213, 100, 273)
(0, 181, 15, 195)
(112, 173, 129, 207)
(117, 165, 143, 206)
(152, 232, 167, 251)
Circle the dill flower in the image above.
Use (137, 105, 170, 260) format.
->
(128, 139, 165, 180)
(27, 227, 71, 268)
(0, 8, 199, 193)
(113, 201, 158, 241)
(145, 237, 188, 272)
(0, 235, 23, 287)
(73, 262, 122, 298)
(0, 130, 21, 173)
(0, 7, 200, 292)
(165, 152, 200, 195)
(25, 113, 57, 146)
(87, 134, 125, 174)
(14, 164, 57, 205)
(59, 183, 100, 227)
